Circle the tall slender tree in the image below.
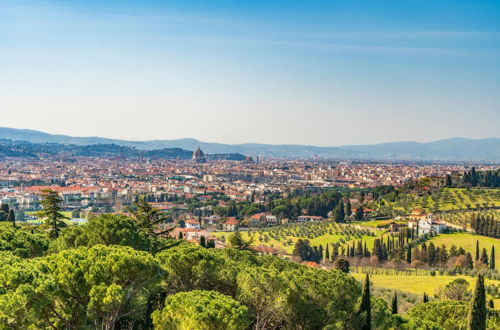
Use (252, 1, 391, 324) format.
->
(406, 245, 412, 264)
(423, 292, 429, 303)
(359, 274, 371, 330)
(8, 209, 15, 228)
(490, 246, 495, 270)
(475, 240, 480, 261)
(391, 293, 398, 314)
(468, 274, 487, 330)
(345, 200, 352, 217)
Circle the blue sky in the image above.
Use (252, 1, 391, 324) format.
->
(0, 0, 499, 146)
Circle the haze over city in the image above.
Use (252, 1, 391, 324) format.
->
(1, 0, 499, 146)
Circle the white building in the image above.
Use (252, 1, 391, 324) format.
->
(297, 215, 323, 222)
(185, 219, 201, 229)
(408, 213, 447, 235)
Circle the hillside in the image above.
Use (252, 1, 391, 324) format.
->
(1, 127, 499, 161)
(0, 139, 246, 161)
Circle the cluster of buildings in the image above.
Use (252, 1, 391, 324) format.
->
(0, 149, 489, 235)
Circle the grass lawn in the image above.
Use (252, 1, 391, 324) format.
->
(427, 232, 500, 265)
(351, 272, 500, 309)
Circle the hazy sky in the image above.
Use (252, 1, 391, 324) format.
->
(1, 0, 499, 146)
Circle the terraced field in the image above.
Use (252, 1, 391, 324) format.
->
(385, 188, 500, 214)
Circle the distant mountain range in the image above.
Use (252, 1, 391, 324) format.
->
(0, 127, 499, 162)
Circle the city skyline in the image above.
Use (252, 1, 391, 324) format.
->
(1, 0, 499, 145)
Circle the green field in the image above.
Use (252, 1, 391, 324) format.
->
(426, 232, 500, 265)
(352, 272, 500, 309)
(214, 222, 386, 254)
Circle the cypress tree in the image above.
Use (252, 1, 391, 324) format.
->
(468, 274, 486, 330)
(355, 206, 364, 220)
(391, 293, 398, 314)
(199, 235, 206, 247)
(490, 246, 495, 270)
(8, 210, 15, 227)
(406, 245, 412, 264)
(325, 244, 330, 261)
(423, 292, 429, 303)
(346, 200, 352, 217)
(359, 274, 371, 330)
(480, 248, 488, 266)
(445, 174, 453, 187)
(475, 240, 480, 261)
(488, 299, 494, 309)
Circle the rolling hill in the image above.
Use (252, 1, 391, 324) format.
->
(0, 127, 498, 161)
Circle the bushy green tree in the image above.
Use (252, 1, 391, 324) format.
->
(0, 223, 49, 257)
(228, 231, 253, 250)
(0, 245, 164, 329)
(50, 214, 151, 252)
(443, 278, 470, 301)
(152, 290, 251, 330)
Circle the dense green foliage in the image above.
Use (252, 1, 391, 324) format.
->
(0, 223, 49, 257)
(49, 214, 151, 252)
(0, 194, 498, 329)
(152, 290, 250, 330)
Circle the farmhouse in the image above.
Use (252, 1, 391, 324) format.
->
(247, 212, 278, 227)
(297, 215, 323, 222)
(223, 217, 240, 231)
(185, 219, 201, 229)
(408, 212, 447, 235)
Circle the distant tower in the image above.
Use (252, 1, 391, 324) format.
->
(192, 146, 206, 163)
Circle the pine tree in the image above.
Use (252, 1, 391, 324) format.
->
(359, 274, 371, 330)
(490, 246, 495, 270)
(391, 293, 398, 314)
(35, 189, 68, 238)
(468, 274, 487, 330)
